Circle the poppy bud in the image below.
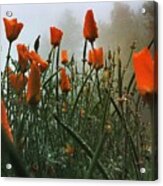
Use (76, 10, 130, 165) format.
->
(61, 50, 69, 64)
(60, 68, 71, 93)
(83, 10, 98, 43)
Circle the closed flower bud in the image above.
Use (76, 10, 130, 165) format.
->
(61, 50, 69, 64)
(83, 10, 98, 43)
(60, 68, 71, 93)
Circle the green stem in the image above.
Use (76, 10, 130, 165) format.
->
(118, 58, 122, 98)
(71, 68, 94, 117)
(110, 97, 141, 179)
(42, 70, 60, 88)
(150, 93, 158, 180)
(5, 42, 12, 75)
(127, 73, 135, 94)
(56, 45, 60, 114)
(85, 92, 109, 179)
(51, 47, 55, 74)
(1, 127, 29, 177)
(5, 42, 12, 109)
(53, 113, 110, 179)
(85, 133, 107, 179)
(96, 70, 102, 103)
(82, 40, 87, 77)
(122, 49, 133, 79)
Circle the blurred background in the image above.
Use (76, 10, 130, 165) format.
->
(0, 1, 154, 70)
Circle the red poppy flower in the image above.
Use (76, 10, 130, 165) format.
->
(28, 51, 49, 72)
(50, 26, 63, 47)
(17, 44, 29, 72)
(1, 100, 13, 143)
(3, 18, 23, 42)
(9, 72, 28, 93)
(83, 10, 98, 43)
(61, 50, 69, 64)
(60, 68, 71, 93)
(133, 47, 157, 95)
(27, 61, 41, 105)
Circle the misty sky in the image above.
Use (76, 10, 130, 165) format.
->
(0, 1, 144, 70)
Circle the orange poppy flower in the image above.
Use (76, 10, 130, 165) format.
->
(17, 44, 29, 72)
(1, 100, 13, 143)
(60, 68, 71, 93)
(83, 10, 98, 43)
(61, 50, 69, 64)
(89, 48, 104, 70)
(133, 47, 156, 96)
(50, 26, 63, 47)
(88, 49, 94, 66)
(27, 61, 41, 105)
(3, 18, 23, 42)
(28, 51, 49, 72)
(9, 72, 28, 93)
(154, 50, 158, 93)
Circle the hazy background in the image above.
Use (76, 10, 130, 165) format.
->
(0, 1, 154, 70)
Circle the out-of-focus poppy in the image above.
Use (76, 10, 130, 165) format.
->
(64, 144, 75, 156)
(17, 44, 29, 72)
(9, 72, 28, 93)
(61, 101, 68, 113)
(1, 100, 13, 143)
(60, 68, 71, 93)
(83, 10, 98, 43)
(28, 51, 49, 72)
(61, 50, 69, 64)
(3, 18, 23, 42)
(94, 48, 104, 70)
(80, 108, 85, 118)
(101, 67, 110, 83)
(133, 47, 157, 96)
(27, 61, 41, 105)
(50, 26, 63, 47)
